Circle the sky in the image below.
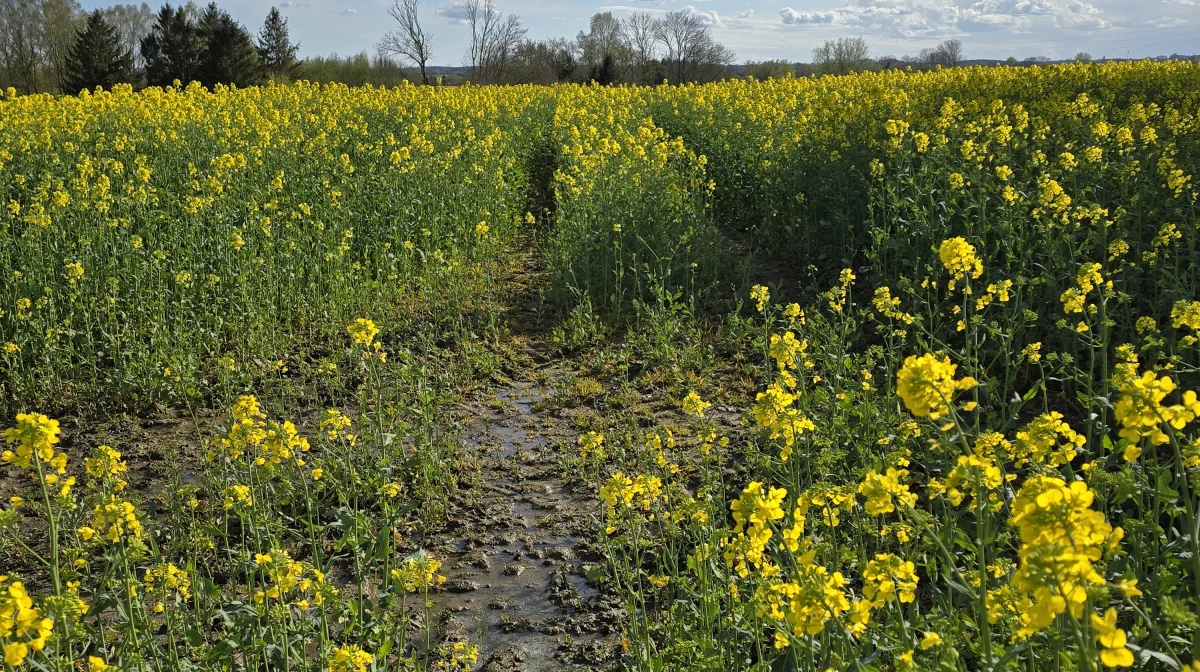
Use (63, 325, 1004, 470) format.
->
(85, 0, 1200, 65)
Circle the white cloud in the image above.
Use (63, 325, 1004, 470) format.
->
(773, 0, 1120, 37)
(684, 5, 723, 25)
(969, 0, 1053, 14)
(435, 0, 473, 24)
(778, 0, 959, 36)
(1054, 0, 1108, 29)
(954, 0, 1049, 32)
(737, 9, 756, 17)
(779, 6, 836, 23)
(1144, 15, 1189, 25)
(597, 4, 668, 13)
(844, 0, 960, 37)
(337, 7, 357, 14)
(957, 11, 1028, 30)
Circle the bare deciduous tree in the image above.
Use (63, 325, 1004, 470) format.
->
(577, 11, 625, 82)
(918, 39, 962, 68)
(462, 0, 525, 84)
(655, 10, 732, 84)
(377, 0, 431, 84)
(621, 11, 656, 84)
(934, 38, 962, 67)
(0, 0, 44, 92)
(812, 36, 869, 76)
(40, 0, 83, 92)
(101, 2, 154, 69)
(0, 0, 82, 93)
(510, 37, 576, 84)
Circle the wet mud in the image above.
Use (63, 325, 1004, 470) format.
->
(425, 381, 621, 671)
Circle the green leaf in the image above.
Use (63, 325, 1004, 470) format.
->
(1156, 470, 1180, 499)
(1127, 643, 1181, 670)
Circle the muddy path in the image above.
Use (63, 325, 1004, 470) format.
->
(420, 377, 621, 671)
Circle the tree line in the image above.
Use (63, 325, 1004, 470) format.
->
(0, 0, 737, 93)
(1, 0, 302, 94)
(374, 0, 734, 86)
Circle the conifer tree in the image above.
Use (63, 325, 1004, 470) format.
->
(65, 10, 134, 92)
(140, 3, 201, 86)
(257, 7, 298, 81)
(196, 2, 260, 87)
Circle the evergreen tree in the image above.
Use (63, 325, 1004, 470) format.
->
(196, 2, 260, 87)
(588, 53, 617, 85)
(256, 7, 298, 81)
(140, 3, 201, 86)
(65, 10, 134, 92)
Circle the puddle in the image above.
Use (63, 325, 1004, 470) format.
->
(422, 385, 617, 671)
(495, 383, 546, 415)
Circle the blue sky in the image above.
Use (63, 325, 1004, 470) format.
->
(94, 0, 1200, 65)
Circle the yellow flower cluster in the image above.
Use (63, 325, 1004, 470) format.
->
(681, 391, 711, 418)
(253, 548, 334, 609)
(320, 409, 354, 442)
(1060, 263, 1108, 328)
(724, 482, 787, 576)
(1012, 412, 1085, 468)
(858, 468, 918, 516)
(600, 472, 664, 520)
(259, 420, 309, 470)
(795, 486, 856, 530)
(1, 413, 64, 473)
(750, 285, 770, 312)
(861, 553, 919, 605)
(1008, 476, 1123, 640)
(346, 318, 379, 347)
(752, 383, 816, 461)
(435, 641, 479, 670)
(1092, 609, 1134, 668)
(0, 579, 53, 667)
(329, 645, 373, 672)
(896, 353, 977, 419)
(768, 331, 810, 372)
(940, 432, 1008, 508)
(84, 445, 127, 479)
(872, 286, 915, 326)
(211, 395, 309, 470)
(222, 484, 253, 510)
(578, 431, 605, 459)
(391, 554, 446, 592)
(145, 563, 192, 601)
(754, 550, 850, 643)
(825, 269, 856, 313)
(938, 237, 982, 287)
(730, 482, 787, 534)
(975, 279, 1013, 311)
(87, 495, 143, 543)
(1170, 300, 1200, 331)
(1113, 363, 1200, 450)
